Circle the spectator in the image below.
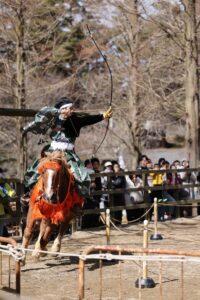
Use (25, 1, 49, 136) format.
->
(180, 160, 196, 197)
(137, 155, 149, 182)
(158, 157, 166, 167)
(84, 158, 96, 191)
(91, 157, 102, 205)
(126, 174, 144, 204)
(146, 159, 153, 170)
(149, 163, 163, 200)
(160, 161, 176, 219)
(82, 159, 99, 228)
(179, 159, 195, 217)
(100, 161, 114, 207)
(138, 155, 149, 170)
(125, 173, 144, 221)
(149, 163, 172, 220)
(0, 169, 16, 237)
(171, 161, 190, 201)
(84, 159, 95, 175)
(112, 162, 126, 222)
(172, 160, 181, 169)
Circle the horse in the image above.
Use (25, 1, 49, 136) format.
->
(22, 151, 83, 260)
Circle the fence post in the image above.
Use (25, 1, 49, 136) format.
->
(192, 187, 198, 217)
(79, 257, 85, 300)
(71, 219, 77, 234)
(15, 182, 22, 218)
(15, 261, 21, 294)
(107, 173, 114, 219)
(106, 209, 110, 245)
(142, 172, 149, 219)
(150, 198, 163, 240)
(135, 220, 155, 288)
(121, 209, 128, 225)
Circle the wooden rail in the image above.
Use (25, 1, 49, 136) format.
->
(79, 245, 200, 300)
(0, 237, 20, 294)
(0, 167, 200, 223)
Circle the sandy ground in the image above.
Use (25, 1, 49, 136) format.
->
(1, 217, 200, 300)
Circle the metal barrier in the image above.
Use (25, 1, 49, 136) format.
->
(0, 236, 20, 294)
(79, 245, 200, 300)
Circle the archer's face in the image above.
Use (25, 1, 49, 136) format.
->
(60, 106, 74, 119)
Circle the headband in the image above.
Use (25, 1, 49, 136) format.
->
(60, 103, 73, 110)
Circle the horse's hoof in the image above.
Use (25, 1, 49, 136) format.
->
(51, 254, 59, 257)
(51, 244, 61, 255)
(40, 248, 48, 257)
(32, 250, 40, 259)
(33, 256, 40, 262)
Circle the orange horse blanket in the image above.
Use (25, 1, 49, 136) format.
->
(30, 176, 83, 225)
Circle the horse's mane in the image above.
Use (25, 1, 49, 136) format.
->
(39, 151, 70, 172)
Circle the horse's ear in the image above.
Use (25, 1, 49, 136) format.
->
(67, 164, 71, 169)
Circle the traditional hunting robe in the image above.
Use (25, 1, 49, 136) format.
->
(24, 106, 104, 196)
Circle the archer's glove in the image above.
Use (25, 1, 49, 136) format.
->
(103, 107, 112, 119)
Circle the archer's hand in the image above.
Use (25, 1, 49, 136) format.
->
(103, 107, 112, 119)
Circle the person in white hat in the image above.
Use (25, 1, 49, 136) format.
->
(100, 161, 113, 207)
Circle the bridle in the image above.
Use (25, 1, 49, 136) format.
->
(38, 160, 72, 204)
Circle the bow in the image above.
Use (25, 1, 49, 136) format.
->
(86, 25, 113, 155)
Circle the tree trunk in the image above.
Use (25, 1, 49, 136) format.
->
(183, 0, 200, 167)
(15, 0, 27, 180)
(128, 0, 141, 169)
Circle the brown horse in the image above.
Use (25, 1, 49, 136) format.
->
(22, 151, 83, 259)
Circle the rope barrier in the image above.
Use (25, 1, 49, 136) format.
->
(109, 203, 154, 228)
(120, 203, 154, 224)
(2, 244, 200, 264)
(0, 244, 26, 262)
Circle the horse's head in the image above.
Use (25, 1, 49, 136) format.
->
(38, 151, 71, 204)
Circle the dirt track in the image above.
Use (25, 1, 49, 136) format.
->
(1, 217, 200, 300)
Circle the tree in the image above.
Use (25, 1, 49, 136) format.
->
(0, 0, 87, 177)
(182, 0, 199, 166)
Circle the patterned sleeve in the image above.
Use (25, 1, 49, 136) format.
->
(23, 107, 59, 135)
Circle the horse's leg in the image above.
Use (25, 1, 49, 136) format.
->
(32, 219, 48, 259)
(21, 206, 34, 265)
(39, 220, 53, 251)
(22, 206, 34, 249)
(51, 215, 73, 253)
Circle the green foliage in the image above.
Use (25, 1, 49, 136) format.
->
(52, 26, 84, 61)
(25, 1, 85, 74)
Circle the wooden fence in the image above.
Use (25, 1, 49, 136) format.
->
(1, 167, 200, 229)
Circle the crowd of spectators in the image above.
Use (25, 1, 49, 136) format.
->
(83, 155, 200, 224)
(1, 154, 200, 234)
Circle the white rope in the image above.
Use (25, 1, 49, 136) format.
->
(110, 203, 154, 228)
(80, 253, 200, 263)
(0, 244, 26, 262)
(18, 246, 80, 258)
(2, 244, 200, 264)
